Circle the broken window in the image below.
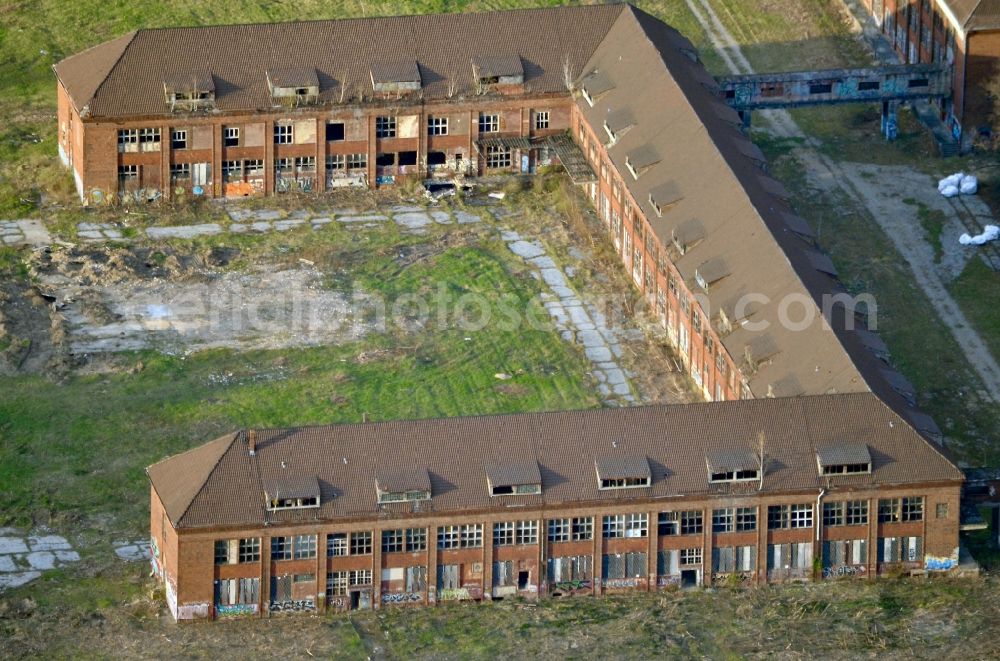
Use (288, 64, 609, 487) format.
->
(221, 160, 241, 181)
(478, 113, 500, 133)
(169, 163, 191, 181)
(347, 153, 367, 171)
(493, 521, 538, 546)
(171, 129, 187, 150)
(223, 126, 240, 147)
(327, 154, 346, 171)
(493, 560, 515, 587)
(427, 116, 448, 136)
(295, 156, 316, 173)
(118, 129, 138, 148)
(275, 158, 293, 174)
(936, 503, 949, 519)
(216, 578, 259, 607)
(293, 534, 317, 559)
(327, 534, 348, 556)
(679, 548, 702, 566)
(534, 110, 550, 130)
(274, 123, 293, 144)
(244, 159, 264, 177)
(658, 511, 702, 536)
(215, 538, 261, 564)
(547, 517, 593, 542)
(547, 555, 592, 583)
(437, 524, 482, 549)
(878, 497, 923, 522)
(139, 128, 160, 144)
(427, 151, 447, 167)
(768, 504, 813, 530)
(602, 513, 648, 539)
(398, 151, 417, 167)
(381, 528, 427, 553)
(118, 164, 138, 182)
(602, 552, 647, 579)
(485, 146, 511, 169)
(271, 536, 292, 561)
(375, 153, 395, 168)
(326, 122, 345, 141)
(375, 116, 396, 138)
(823, 539, 866, 569)
(350, 532, 372, 555)
(713, 546, 755, 573)
(877, 536, 922, 564)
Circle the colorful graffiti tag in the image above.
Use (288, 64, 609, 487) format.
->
(602, 578, 641, 589)
(439, 588, 471, 601)
(216, 603, 258, 617)
(925, 555, 958, 571)
(269, 599, 315, 613)
(822, 564, 867, 579)
(382, 592, 423, 604)
(551, 579, 592, 593)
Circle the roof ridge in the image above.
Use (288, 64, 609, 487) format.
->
(867, 396, 964, 478)
(82, 30, 140, 114)
(119, 4, 623, 36)
(168, 430, 240, 527)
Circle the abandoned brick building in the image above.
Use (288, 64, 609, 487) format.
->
(148, 394, 963, 620)
(857, 0, 1000, 139)
(50, 4, 961, 619)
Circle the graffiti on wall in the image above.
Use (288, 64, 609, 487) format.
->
(925, 554, 958, 571)
(177, 602, 210, 619)
(551, 579, 592, 593)
(269, 599, 316, 613)
(216, 603, 258, 617)
(382, 592, 423, 604)
(822, 565, 867, 579)
(328, 597, 346, 609)
(439, 588, 471, 601)
(602, 578, 640, 589)
(657, 575, 681, 587)
(165, 579, 178, 620)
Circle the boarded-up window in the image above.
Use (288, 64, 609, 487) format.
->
(493, 560, 514, 587)
(437, 564, 460, 590)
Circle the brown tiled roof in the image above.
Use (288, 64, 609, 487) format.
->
(940, 0, 1000, 31)
(147, 393, 962, 530)
(53, 4, 625, 117)
(369, 60, 421, 85)
(376, 468, 432, 494)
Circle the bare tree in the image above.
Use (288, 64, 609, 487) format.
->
(337, 71, 349, 104)
(562, 54, 575, 91)
(756, 430, 766, 491)
(447, 70, 458, 98)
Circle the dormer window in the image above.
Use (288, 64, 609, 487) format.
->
(695, 257, 731, 292)
(376, 468, 432, 504)
(267, 68, 319, 106)
(624, 145, 660, 180)
(672, 219, 705, 255)
(602, 109, 634, 146)
(472, 54, 524, 93)
(370, 60, 422, 96)
(486, 461, 542, 496)
(595, 455, 651, 490)
(648, 181, 681, 218)
(579, 69, 614, 107)
(265, 475, 321, 511)
(816, 443, 872, 476)
(163, 71, 216, 112)
(706, 450, 760, 483)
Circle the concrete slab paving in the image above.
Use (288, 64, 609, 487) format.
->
(508, 240, 545, 259)
(0, 556, 17, 572)
(0, 572, 41, 591)
(0, 538, 28, 554)
(454, 210, 481, 224)
(26, 551, 56, 570)
(394, 212, 432, 230)
(146, 223, 221, 239)
(28, 535, 71, 552)
(431, 211, 452, 224)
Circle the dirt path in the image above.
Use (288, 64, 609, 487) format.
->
(688, 0, 1000, 401)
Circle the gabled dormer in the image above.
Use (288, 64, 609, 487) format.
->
(706, 450, 759, 483)
(266, 67, 319, 106)
(471, 54, 524, 94)
(695, 257, 731, 292)
(816, 442, 872, 476)
(579, 69, 614, 107)
(624, 145, 660, 180)
(265, 475, 321, 511)
(595, 455, 651, 490)
(648, 181, 681, 218)
(485, 460, 542, 496)
(163, 71, 215, 112)
(376, 468, 432, 504)
(603, 108, 635, 145)
(671, 219, 705, 255)
(371, 60, 422, 97)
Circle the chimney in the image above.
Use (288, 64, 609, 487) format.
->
(248, 429, 257, 456)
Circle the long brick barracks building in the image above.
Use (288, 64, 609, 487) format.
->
(54, 5, 967, 620)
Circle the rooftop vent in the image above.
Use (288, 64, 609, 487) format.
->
(815, 442, 872, 476)
(267, 67, 319, 106)
(595, 455, 651, 490)
(485, 460, 542, 496)
(163, 70, 215, 112)
(370, 60, 422, 96)
(376, 468, 432, 504)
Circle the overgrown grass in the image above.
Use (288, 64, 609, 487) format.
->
(0, 229, 600, 531)
(949, 258, 1000, 364)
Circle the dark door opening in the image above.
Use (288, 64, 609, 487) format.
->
(680, 569, 698, 588)
(517, 571, 529, 590)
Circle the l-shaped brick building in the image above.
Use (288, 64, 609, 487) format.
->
(51, 4, 967, 620)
